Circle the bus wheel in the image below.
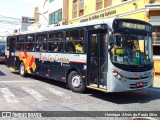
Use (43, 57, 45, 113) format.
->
(68, 71, 85, 93)
(19, 62, 26, 77)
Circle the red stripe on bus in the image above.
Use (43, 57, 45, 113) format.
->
(29, 56, 34, 67)
(70, 61, 86, 64)
(24, 52, 28, 58)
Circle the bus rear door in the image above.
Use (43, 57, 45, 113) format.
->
(9, 37, 16, 69)
(88, 30, 108, 90)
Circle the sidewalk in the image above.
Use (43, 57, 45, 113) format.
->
(153, 76, 160, 88)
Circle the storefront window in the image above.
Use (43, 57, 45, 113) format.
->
(152, 26, 160, 45)
(79, 0, 84, 16)
(152, 26, 160, 56)
(49, 9, 62, 25)
(49, 0, 54, 3)
(122, 0, 128, 2)
(96, 0, 103, 10)
(105, 0, 112, 7)
(73, 0, 78, 18)
(49, 13, 54, 25)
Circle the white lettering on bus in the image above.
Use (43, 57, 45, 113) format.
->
(39, 53, 70, 64)
(122, 22, 145, 30)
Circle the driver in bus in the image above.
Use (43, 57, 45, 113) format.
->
(123, 35, 134, 63)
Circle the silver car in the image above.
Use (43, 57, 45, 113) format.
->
(0, 42, 5, 62)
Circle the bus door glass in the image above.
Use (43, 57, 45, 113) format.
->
(9, 37, 16, 67)
(89, 30, 108, 89)
(35, 34, 47, 76)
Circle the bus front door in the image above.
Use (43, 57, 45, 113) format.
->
(89, 31, 108, 90)
(9, 37, 16, 68)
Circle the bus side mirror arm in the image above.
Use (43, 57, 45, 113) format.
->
(108, 34, 114, 51)
(108, 44, 114, 52)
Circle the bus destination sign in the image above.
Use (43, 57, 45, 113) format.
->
(121, 22, 146, 30)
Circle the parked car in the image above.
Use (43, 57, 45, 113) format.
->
(0, 41, 5, 62)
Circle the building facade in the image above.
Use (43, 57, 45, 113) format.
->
(14, 16, 36, 33)
(38, 0, 68, 28)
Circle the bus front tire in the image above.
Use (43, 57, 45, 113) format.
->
(19, 62, 27, 77)
(68, 71, 85, 93)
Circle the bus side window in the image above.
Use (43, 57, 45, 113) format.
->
(41, 38, 47, 52)
(49, 43, 55, 52)
(48, 32, 64, 53)
(35, 34, 47, 52)
(35, 38, 42, 52)
(65, 29, 84, 53)
(16, 36, 24, 51)
(66, 42, 75, 53)
(25, 35, 35, 51)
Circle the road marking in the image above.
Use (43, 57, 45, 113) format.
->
(22, 87, 48, 101)
(0, 81, 33, 83)
(0, 88, 19, 103)
(47, 87, 72, 100)
(0, 71, 5, 76)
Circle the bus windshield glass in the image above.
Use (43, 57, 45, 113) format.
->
(110, 33, 153, 65)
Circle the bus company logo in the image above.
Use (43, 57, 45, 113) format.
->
(132, 73, 139, 78)
(39, 53, 70, 65)
(18, 51, 36, 73)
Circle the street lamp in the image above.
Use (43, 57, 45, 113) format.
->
(37, 12, 49, 27)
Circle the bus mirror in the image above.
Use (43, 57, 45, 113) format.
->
(108, 35, 114, 51)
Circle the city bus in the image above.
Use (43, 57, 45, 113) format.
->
(5, 18, 153, 93)
(0, 39, 6, 62)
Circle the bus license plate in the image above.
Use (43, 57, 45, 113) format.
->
(136, 82, 144, 87)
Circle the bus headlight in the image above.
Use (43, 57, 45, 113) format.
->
(112, 70, 118, 77)
(117, 74, 123, 80)
(112, 70, 123, 80)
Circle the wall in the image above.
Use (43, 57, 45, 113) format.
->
(68, 0, 149, 24)
(48, 0, 63, 14)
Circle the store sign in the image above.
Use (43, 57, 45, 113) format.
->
(80, 10, 116, 23)
(121, 22, 146, 30)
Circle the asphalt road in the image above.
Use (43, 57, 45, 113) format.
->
(0, 63, 160, 120)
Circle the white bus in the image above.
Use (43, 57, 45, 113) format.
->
(5, 18, 153, 93)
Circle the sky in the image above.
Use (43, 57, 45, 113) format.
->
(0, 0, 43, 35)
(0, 0, 42, 18)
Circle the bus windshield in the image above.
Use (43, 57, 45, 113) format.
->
(111, 33, 153, 65)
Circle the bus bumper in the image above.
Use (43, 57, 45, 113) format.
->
(109, 76, 154, 92)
